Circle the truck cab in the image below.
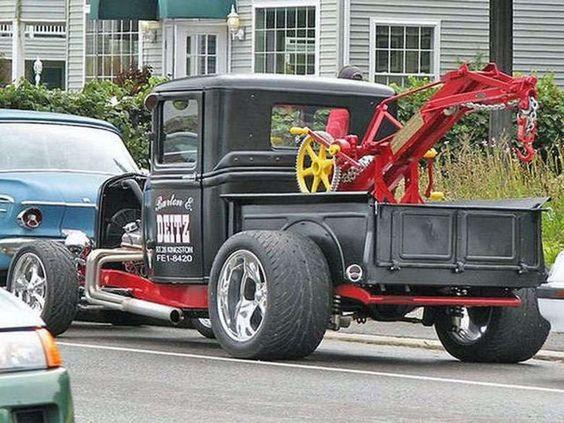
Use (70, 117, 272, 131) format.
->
(122, 74, 394, 284)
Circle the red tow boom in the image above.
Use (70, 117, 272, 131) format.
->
(306, 63, 539, 204)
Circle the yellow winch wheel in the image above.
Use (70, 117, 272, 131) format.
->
(296, 133, 339, 193)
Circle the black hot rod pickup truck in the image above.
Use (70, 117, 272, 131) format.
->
(10, 74, 550, 363)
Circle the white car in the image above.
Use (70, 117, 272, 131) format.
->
(538, 252, 564, 332)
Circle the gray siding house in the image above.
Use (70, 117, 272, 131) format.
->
(0, 0, 563, 90)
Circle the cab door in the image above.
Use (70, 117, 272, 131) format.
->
(144, 94, 204, 283)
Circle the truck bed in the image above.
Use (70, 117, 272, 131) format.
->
(224, 193, 548, 289)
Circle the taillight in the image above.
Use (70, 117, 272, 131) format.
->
(17, 207, 43, 229)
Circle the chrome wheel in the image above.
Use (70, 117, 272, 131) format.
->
(217, 250, 267, 342)
(11, 252, 47, 314)
(450, 307, 492, 344)
(198, 318, 212, 328)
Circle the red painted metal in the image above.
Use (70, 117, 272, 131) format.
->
(100, 269, 208, 309)
(335, 284, 522, 308)
(307, 63, 538, 204)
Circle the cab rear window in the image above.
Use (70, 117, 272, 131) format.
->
(270, 104, 350, 148)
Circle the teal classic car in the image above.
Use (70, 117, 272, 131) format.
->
(0, 109, 139, 333)
(0, 288, 74, 422)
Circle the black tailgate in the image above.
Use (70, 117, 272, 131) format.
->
(369, 198, 549, 288)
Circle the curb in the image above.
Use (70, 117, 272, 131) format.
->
(325, 332, 564, 363)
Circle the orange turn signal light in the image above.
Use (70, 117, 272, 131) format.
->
(37, 328, 63, 368)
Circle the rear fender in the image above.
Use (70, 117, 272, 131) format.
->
(284, 220, 345, 285)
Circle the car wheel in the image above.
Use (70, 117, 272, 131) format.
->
(434, 288, 550, 363)
(192, 318, 215, 339)
(7, 241, 78, 336)
(208, 230, 331, 360)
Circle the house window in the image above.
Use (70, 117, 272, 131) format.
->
(85, 18, 140, 81)
(254, 6, 316, 75)
(0, 59, 11, 85)
(25, 60, 66, 89)
(371, 21, 438, 86)
(186, 34, 217, 76)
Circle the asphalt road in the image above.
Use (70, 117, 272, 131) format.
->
(58, 323, 564, 423)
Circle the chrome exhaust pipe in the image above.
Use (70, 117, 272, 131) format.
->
(122, 298, 183, 324)
(85, 248, 184, 324)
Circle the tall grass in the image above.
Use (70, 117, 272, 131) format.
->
(433, 141, 563, 265)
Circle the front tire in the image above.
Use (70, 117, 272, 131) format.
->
(208, 230, 331, 360)
(192, 318, 215, 339)
(8, 241, 78, 336)
(435, 288, 550, 363)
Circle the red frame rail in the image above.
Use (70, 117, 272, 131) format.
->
(100, 271, 522, 310)
(101, 269, 208, 309)
(335, 284, 522, 308)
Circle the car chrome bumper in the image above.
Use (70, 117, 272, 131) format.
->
(538, 285, 564, 332)
(538, 252, 564, 332)
(0, 238, 63, 256)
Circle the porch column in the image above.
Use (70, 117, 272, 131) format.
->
(11, 19, 25, 83)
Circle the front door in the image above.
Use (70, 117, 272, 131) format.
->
(144, 94, 204, 283)
(175, 24, 228, 77)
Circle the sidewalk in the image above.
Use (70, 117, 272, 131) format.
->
(339, 320, 564, 352)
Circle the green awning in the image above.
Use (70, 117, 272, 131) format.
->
(90, 0, 235, 20)
(89, 0, 158, 20)
(158, 0, 235, 19)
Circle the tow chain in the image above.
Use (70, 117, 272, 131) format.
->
(462, 96, 539, 162)
(461, 99, 519, 111)
(340, 155, 374, 185)
(518, 96, 539, 136)
(462, 97, 538, 138)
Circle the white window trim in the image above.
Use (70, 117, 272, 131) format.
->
(82, 0, 143, 85)
(343, 0, 350, 65)
(368, 17, 441, 84)
(251, 0, 320, 76)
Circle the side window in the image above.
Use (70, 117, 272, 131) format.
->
(159, 98, 200, 167)
(270, 104, 350, 148)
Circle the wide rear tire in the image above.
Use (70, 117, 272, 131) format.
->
(8, 241, 78, 336)
(208, 230, 331, 360)
(435, 288, 550, 363)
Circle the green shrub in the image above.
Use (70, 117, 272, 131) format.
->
(0, 69, 166, 168)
